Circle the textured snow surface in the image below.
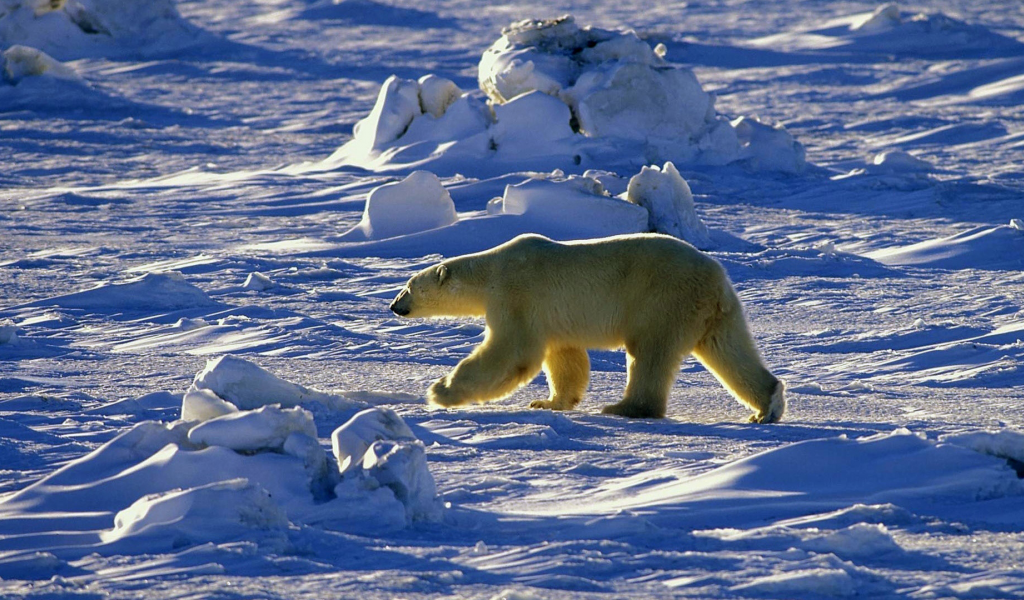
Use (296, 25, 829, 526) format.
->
(3, 0, 1024, 598)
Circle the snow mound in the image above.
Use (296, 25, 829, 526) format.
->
(866, 222, 1024, 270)
(869, 149, 932, 173)
(488, 172, 649, 238)
(0, 383, 441, 555)
(942, 430, 1024, 466)
(626, 161, 711, 247)
(188, 355, 348, 414)
(850, 2, 901, 32)
(0, 0, 202, 60)
(732, 568, 856, 597)
(242, 271, 275, 291)
(2, 45, 81, 85)
(317, 15, 805, 176)
(332, 407, 417, 473)
(100, 479, 289, 549)
(0, 318, 18, 345)
(36, 271, 214, 311)
(347, 170, 458, 240)
(188, 405, 317, 452)
(731, 116, 806, 173)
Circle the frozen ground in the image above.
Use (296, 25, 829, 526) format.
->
(2, 1, 1024, 598)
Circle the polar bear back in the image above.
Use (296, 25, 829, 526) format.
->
(479, 234, 730, 349)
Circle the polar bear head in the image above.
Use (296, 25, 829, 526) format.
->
(392, 260, 489, 319)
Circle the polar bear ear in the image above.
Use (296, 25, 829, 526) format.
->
(436, 264, 450, 285)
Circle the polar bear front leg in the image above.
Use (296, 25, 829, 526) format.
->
(428, 329, 545, 408)
(530, 346, 589, 411)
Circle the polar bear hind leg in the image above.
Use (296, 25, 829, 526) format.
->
(530, 346, 590, 411)
(692, 307, 785, 424)
(601, 334, 692, 419)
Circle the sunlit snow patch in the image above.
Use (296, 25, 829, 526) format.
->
(342, 170, 459, 241)
(315, 15, 805, 176)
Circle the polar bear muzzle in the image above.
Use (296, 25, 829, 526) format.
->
(390, 288, 412, 316)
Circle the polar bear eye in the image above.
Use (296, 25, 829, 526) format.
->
(436, 264, 450, 284)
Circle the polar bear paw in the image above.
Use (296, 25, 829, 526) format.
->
(749, 380, 786, 424)
(529, 398, 576, 411)
(427, 379, 469, 407)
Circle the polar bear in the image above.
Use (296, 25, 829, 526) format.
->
(389, 233, 785, 422)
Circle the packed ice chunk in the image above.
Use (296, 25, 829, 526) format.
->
(480, 15, 720, 145)
(180, 386, 239, 422)
(356, 170, 458, 239)
(417, 74, 461, 118)
(191, 355, 341, 410)
(491, 173, 649, 238)
(349, 74, 465, 152)
(242, 271, 275, 291)
(2, 45, 80, 85)
(100, 479, 289, 548)
(732, 116, 806, 173)
(490, 90, 576, 156)
(330, 407, 441, 523)
(851, 3, 902, 32)
(870, 149, 932, 173)
(354, 75, 423, 151)
(187, 405, 317, 452)
(626, 161, 711, 247)
(331, 407, 417, 473)
(361, 439, 440, 522)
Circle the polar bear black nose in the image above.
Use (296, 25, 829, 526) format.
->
(390, 300, 409, 316)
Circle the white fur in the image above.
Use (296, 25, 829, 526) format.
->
(390, 233, 785, 421)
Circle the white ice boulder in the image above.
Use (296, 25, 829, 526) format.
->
(417, 74, 461, 118)
(355, 170, 458, 239)
(330, 407, 441, 523)
(331, 407, 417, 473)
(2, 45, 80, 85)
(242, 271, 275, 291)
(180, 386, 239, 423)
(732, 116, 806, 173)
(491, 173, 649, 238)
(626, 161, 711, 247)
(187, 405, 317, 452)
(349, 74, 465, 151)
(361, 439, 440, 522)
(191, 355, 341, 411)
(490, 90, 576, 156)
(479, 16, 721, 146)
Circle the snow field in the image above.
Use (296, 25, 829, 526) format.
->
(2, 0, 1024, 598)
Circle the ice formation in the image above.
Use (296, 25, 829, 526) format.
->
(626, 161, 711, 247)
(0, 319, 18, 345)
(187, 355, 346, 413)
(351, 170, 459, 240)
(321, 15, 806, 176)
(488, 172, 649, 238)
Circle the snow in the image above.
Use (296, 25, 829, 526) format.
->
(347, 170, 458, 240)
(3, 0, 1024, 597)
